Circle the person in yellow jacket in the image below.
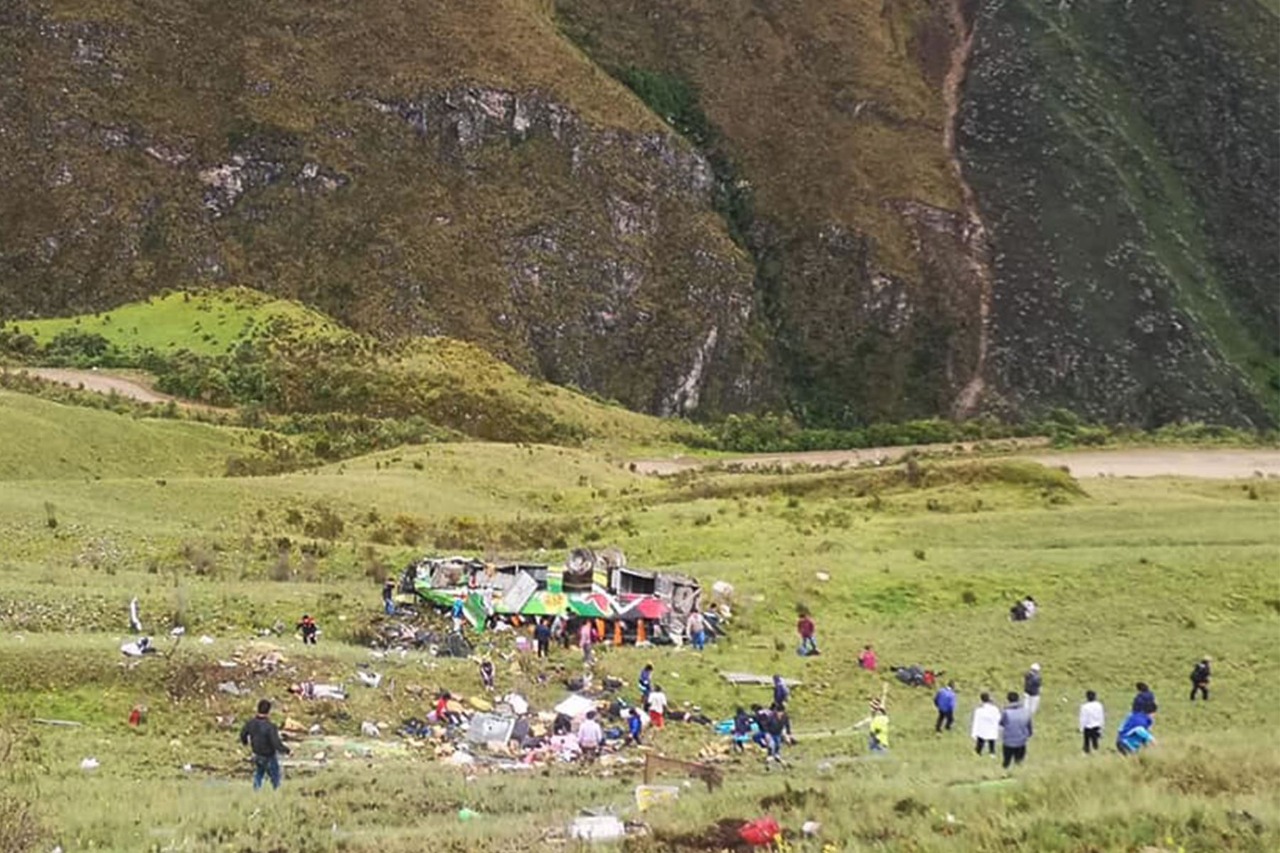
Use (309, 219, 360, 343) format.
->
(852, 695, 891, 753)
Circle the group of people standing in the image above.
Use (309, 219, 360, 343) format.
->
(928, 657, 1213, 770)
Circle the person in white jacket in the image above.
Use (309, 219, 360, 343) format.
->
(971, 691, 1001, 756)
(1079, 689, 1105, 753)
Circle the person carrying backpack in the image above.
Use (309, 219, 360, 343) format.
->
(1189, 657, 1211, 701)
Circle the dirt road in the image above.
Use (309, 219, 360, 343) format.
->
(12, 367, 173, 404)
(633, 444, 1280, 479)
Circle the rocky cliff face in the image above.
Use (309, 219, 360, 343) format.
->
(1, 0, 1275, 426)
(0, 0, 757, 416)
(960, 0, 1278, 427)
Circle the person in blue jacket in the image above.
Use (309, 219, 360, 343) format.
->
(626, 707, 644, 746)
(772, 674, 790, 709)
(1116, 710, 1155, 754)
(934, 681, 957, 732)
(1131, 682, 1159, 715)
(638, 663, 654, 704)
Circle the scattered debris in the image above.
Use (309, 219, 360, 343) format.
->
(738, 816, 781, 846)
(635, 785, 680, 812)
(802, 820, 821, 836)
(719, 672, 801, 688)
(360, 721, 381, 738)
(199, 635, 215, 645)
(217, 681, 242, 696)
(80, 757, 100, 771)
(815, 571, 830, 582)
(33, 718, 83, 727)
(569, 815, 626, 842)
(356, 670, 383, 689)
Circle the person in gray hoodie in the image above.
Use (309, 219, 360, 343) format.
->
(999, 691, 1034, 769)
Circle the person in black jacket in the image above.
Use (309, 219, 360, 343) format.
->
(1131, 682, 1158, 715)
(1190, 658, 1211, 701)
(239, 699, 291, 790)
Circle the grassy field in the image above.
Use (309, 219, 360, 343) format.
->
(0, 398, 1277, 851)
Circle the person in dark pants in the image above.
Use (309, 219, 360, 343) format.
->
(998, 691, 1033, 769)
(534, 618, 552, 658)
(934, 681, 957, 732)
(1079, 689, 1104, 754)
(297, 615, 318, 645)
(971, 692, 1000, 755)
(239, 699, 291, 790)
(638, 663, 654, 705)
(382, 579, 396, 615)
(1189, 657, 1211, 701)
(772, 674, 790, 710)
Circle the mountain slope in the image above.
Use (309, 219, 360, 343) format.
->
(0, 0, 1275, 428)
(0, 0, 756, 416)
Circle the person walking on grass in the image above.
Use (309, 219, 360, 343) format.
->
(647, 684, 668, 729)
(796, 611, 820, 656)
(971, 692, 1000, 756)
(1023, 663, 1042, 715)
(1190, 657, 1212, 701)
(934, 681, 957, 733)
(687, 608, 707, 651)
(638, 663, 654, 705)
(1131, 682, 1158, 715)
(239, 699, 290, 790)
(772, 674, 790, 710)
(1079, 690, 1105, 754)
(999, 691, 1033, 769)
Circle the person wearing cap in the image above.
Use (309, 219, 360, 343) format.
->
(1024, 664, 1042, 715)
(999, 691, 1034, 769)
(1189, 657, 1211, 701)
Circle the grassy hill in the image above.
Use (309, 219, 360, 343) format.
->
(0, 388, 266, 480)
(7, 287, 343, 357)
(0, 433, 1275, 850)
(2, 289, 691, 448)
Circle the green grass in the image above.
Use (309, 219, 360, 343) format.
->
(7, 287, 343, 357)
(0, 389, 268, 480)
(0, 425, 1277, 850)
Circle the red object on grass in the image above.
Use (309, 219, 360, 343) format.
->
(128, 707, 142, 727)
(739, 816, 781, 846)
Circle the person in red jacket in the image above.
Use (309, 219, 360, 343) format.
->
(797, 612, 820, 656)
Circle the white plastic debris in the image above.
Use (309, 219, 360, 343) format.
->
(170, 626, 186, 637)
(815, 571, 831, 582)
(80, 757, 100, 771)
(356, 671, 382, 689)
(360, 721, 381, 738)
(217, 681, 241, 696)
(569, 815, 625, 841)
(443, 751, 476, 766)
(199, 635, 215, 645)
(802, 820, 822, 836)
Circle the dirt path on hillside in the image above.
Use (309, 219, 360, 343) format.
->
(13, 367, 175, 404)
(632, 444, 1280, 479)
(631, 437, 1050, 475)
